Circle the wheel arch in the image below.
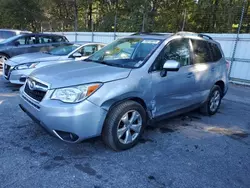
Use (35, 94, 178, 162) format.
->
(102, 96, 150, 120)
(214, 80, 225, 93)
(0, 52, 10, 58)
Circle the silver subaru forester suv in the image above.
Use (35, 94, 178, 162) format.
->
(19, 32, 228, 151)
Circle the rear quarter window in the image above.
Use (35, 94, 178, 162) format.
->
(52, 36, 67, 43)
(209, 42, 223, 62)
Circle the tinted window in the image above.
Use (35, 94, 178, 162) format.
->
(209, 43, 222, 62)
(38, 36, 53, 44)
(52, 36, 67, 43)
(191, 39, 213, 63)
(153, 38, 191, 71)
(15, 36, 36, 45)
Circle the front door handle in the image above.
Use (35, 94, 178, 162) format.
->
(211, 67, 215, 72)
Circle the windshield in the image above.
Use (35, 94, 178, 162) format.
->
(0, 35, 20, 44)
(48, 44, 79, 56)
(87, 38, 162, 68)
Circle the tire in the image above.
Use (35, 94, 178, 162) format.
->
(102, 100, 147, 151)
(200, 85, 222, 116)
(0, 53, 9, 70)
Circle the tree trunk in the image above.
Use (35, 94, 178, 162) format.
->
(88, 2, 93, 31)
(74, 0, 78, 31)
(212, 0, 219, 31)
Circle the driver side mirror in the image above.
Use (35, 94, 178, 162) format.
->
(160, 60, 181, 77)
(72, 52, 82, 58)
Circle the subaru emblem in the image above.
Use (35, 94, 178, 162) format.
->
(28, 80, 36, 90)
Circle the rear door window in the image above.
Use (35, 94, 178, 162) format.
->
(209, 43, 222, 62)
(191, 39, 213, 64)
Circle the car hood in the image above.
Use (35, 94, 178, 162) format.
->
(30, 61, 132, 89)
(9, 52, 66, 65)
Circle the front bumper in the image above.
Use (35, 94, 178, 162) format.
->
(19, 86, 107, 143)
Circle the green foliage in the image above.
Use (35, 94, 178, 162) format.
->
(0, 0, 249, 33)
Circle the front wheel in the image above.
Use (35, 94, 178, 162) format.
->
(0, 54, 9, 70)
(102, 100, 147, 151)
(200, 85, 222, 115)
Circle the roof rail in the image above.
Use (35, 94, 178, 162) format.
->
(131, 32, 167, 36)
(175, 31, 213, 40)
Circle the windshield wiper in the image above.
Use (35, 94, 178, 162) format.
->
(85, 59, 114, 66)
(84, 59, 132, 68)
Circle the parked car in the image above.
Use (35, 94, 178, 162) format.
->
(0, 33, 69, 70)
(3, 42, 105, 84)
(0, 29, 31, 42)
(19, 32, 228, 151)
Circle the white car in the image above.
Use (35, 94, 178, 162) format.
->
(3, 42, 105, 84)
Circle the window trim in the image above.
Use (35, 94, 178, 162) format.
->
(149, 38, 193, 73)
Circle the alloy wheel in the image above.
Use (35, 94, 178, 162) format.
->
(209, 90, 221, 112)
(117, 110, 142, 144)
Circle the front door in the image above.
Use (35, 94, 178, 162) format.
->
(11, 35, 37, 56)
(150, 38, 197, 117)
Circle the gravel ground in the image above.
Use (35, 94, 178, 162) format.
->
(0, 71, 250, 188)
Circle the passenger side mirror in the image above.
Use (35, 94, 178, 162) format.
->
(160, 60, 181, 77)
(72, 52, 82, 58)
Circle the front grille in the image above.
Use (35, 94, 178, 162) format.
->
(4, 64, 11, 78)
(24, 79, 48, 102)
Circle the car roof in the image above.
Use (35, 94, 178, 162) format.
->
(0, 29, 31, 32)
(127, 33, 171, 40)
(77, 42, 106, 46)
(126, 32, 216, 43)
(16, 33, 65, 37)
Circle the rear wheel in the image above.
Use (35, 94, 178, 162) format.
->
(200, 85, 222, 115)
(102, 100, 147, 151)
(0, 54, 9, 70)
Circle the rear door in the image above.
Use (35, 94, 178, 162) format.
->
(10, 35, 37, 56)
(36, 35, 54, 52)
(150, 38, 197, 117)
(190, 39, 215, 102)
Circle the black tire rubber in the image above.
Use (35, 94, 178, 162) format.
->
(102, 100, 147, 151)
(200, 85, 222, 116)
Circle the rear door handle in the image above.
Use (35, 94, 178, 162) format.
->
(211, 67, 215, 71)
(187, 72, 193, 78)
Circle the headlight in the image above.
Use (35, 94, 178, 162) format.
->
(51, 83, 102, 103)
(14, 62, 39, 70)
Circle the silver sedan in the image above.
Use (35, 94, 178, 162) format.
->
(3, 42, 105, 84)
